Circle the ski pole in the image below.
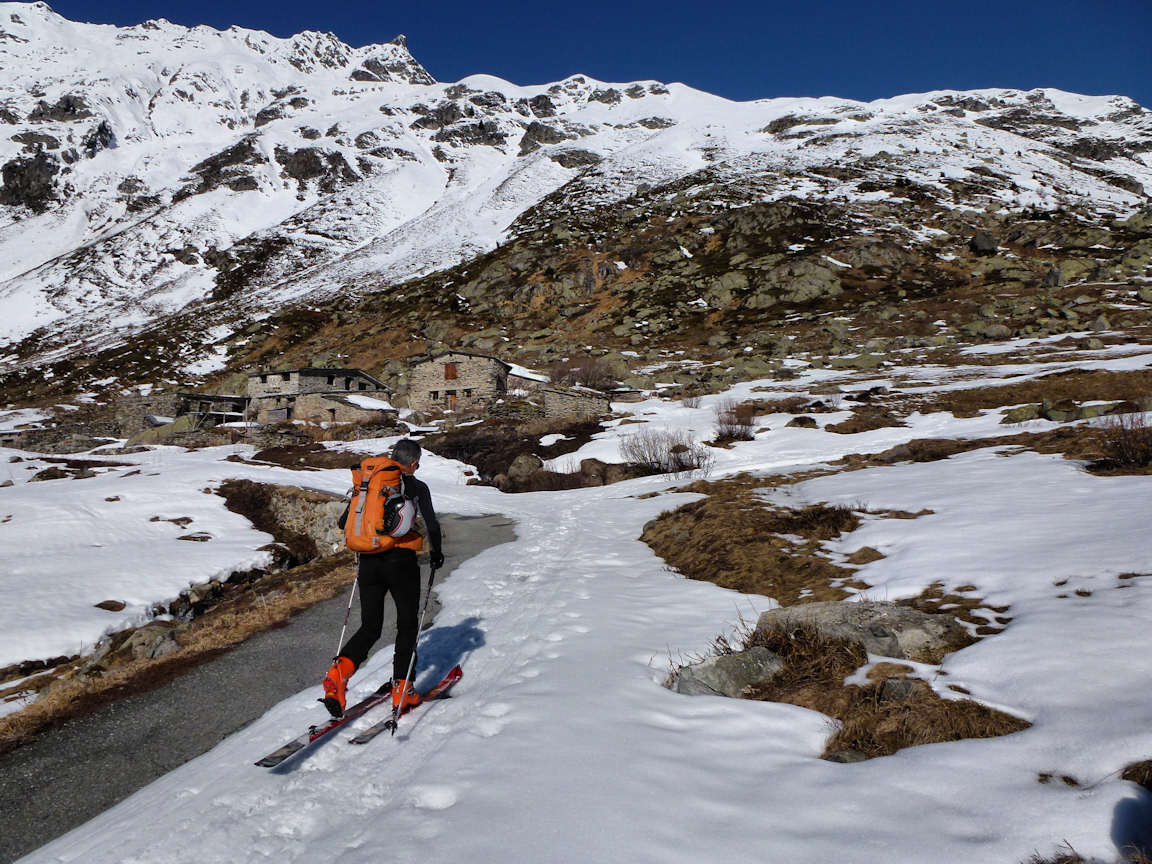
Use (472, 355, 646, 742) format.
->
(392, 564, 438, 736)
(333, 555, 360, 659)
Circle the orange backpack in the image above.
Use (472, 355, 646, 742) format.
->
(344, 457, 421, 554)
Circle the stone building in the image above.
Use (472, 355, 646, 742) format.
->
(246, 367, 391, 424)
(542, 386, 613, 419)
(254, 391, 397, 426)
(407, 352, 511, 414)
(115, 390, 247, 436)
(247, 368, 388, 399)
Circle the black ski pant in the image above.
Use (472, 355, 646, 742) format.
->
(339, 548, 421, 682)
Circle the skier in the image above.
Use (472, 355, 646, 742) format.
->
(321, 438, 444, 717)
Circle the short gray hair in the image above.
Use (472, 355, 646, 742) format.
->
(392, 438, 422, 465)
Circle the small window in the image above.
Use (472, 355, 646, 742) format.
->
(430, 391, 439, 400)
(359, 382, 368, 391)
(444, 363, 458, 380)
(464, 389, 473, 398)
(260, 374, 268, 383)
(345, 378, 352, 390)
(327, 375, 335, 385)
(281, 372, 290, 381)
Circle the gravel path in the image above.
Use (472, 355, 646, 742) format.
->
(0, 513, 515, 864)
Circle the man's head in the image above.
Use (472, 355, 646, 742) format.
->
(391, 439, 422, 473)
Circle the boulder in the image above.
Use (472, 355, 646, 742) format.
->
(968, 231, 999, 256)
(828, 353, 885, 370)
(670, 647, 785, 697)
(786, 416, 818, 428)
(518, 121, 570, 155)
(0, 151, 59, 211)
(770, 260, 843, 304)
(119, 622, 181, 661)
(578, 458, 631, 486)
(755, 600, 972, 664)
(1000, 404, 1041, 424)
(508, 453, 544, 481)
(528, 94, 557, 117)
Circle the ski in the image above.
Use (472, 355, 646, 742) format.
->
(254, 682, 393, 768)
(349, 664, 462, 745)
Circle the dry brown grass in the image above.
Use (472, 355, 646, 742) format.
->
(1122, 759, 1152, 792)
(248, 442, 370, 470)
(911, 369, 1152, 418)
(641, 474, 868, 604)
(905, 581, 1012, 637)
(835, 423, 1152, 477)
(0, 553, 356, 755)
(824, 406, 907, 435)
(1025, 844, 1152, 864)
(421, 415, 604, 485)
(745, 395, 811, 414)
(218, 479, 319, 564)
(742, 622, 1030, 760)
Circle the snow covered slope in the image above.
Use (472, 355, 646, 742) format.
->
(1, 1, 1150, 382)
(6, 351, 1152, 862)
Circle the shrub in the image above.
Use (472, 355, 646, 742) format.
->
(681, 393, 702, 409)
(549, 356, 616, 391)
(1095, 413, 1152, 469)
(714, 399, 758, 442)
(620, 427, 714, 477)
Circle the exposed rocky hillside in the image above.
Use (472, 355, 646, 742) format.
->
(1, 2, 1151, 405)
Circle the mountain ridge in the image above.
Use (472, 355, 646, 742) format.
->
(0, 2, 1150, 405)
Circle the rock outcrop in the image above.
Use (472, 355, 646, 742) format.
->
(754, 600, 973, 664)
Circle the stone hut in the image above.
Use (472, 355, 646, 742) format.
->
(262, 392, 397, 426)
(115, 390, 247, 435)
(407, 352, 511, 414)
(247, 367, 390, 424)
(181, 392, 249, 425)
(247, 368, 388, 399)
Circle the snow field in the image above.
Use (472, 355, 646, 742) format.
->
(7, 352, 1152, 862)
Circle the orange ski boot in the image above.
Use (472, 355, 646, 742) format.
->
(391, 679, 422, 712)
(321, 656, 356, 717)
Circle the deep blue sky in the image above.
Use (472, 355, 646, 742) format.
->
(43, 0, 1152, 107)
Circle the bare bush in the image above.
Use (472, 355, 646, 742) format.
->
(714, 399, 758, 442)
(1096, 412, 1152, 468)
(549, 356, 617, 391)
(681, 393, 702, 409)
(620, 427, 714, 477)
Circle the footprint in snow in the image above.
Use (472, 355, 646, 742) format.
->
(410, 784, 458, 810)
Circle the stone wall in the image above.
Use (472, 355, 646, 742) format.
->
(283, 393, 398, 425)
(542, 387, 612, 419)
(114, 391, 183, 436)
(247, 369, 385, 399)
(408, 352, 508, 414)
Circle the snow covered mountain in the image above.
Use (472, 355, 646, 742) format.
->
(0, 1, 1151, 402)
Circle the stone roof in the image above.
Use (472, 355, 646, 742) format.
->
(416, 351, 512, 371)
